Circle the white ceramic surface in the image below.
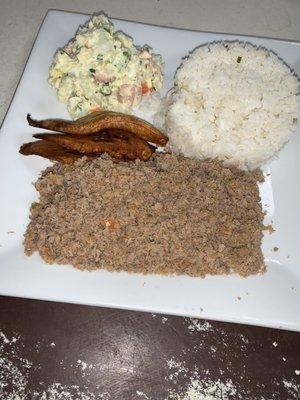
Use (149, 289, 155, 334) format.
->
(0, 10, 299, 331)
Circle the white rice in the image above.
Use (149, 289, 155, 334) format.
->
(134, 92, 163, 124)
(165, 41, 300, 170)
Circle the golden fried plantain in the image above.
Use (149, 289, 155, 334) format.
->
(100, 129, 155, 160)
(19, 140, 85, 164)
(27, 111, 168, 146)
(33, 132, 152, 161)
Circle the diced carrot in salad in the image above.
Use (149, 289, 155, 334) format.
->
(141, 82, 151, 95)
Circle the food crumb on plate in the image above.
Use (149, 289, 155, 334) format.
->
(263, 224, 275, 234)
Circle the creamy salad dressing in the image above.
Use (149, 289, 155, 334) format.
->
(49, 14, 164, 119)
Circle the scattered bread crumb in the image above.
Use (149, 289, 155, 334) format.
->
(77, 360, 88, 371)
(136, 390, 149, 398)
(187, 319, 213, 333)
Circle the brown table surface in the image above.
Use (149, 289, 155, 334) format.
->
(0, 295, 299, 399)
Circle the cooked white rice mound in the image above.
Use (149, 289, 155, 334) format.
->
(165, 41, 300, 170)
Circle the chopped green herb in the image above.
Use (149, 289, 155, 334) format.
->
(237, 56, 242, 63)
(142, 44, 152, 52)
(100, 83, 112, 96)
(123, 51, 131, 61)
(150, 77, 156, 91)
(96, 54, 103, 61)
(89, 68, 96, 74)
(293, 118, 298, 124)
(103, 26, 111, 34)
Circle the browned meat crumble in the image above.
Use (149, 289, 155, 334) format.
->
(24, 153, 265, 277)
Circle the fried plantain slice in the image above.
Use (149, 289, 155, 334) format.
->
(27, 111, 168, 146)
(100, 129, 156, 160)
(33, 132, 150, 161)
(19, 140, 85, 164)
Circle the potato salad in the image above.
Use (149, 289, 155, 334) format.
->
(48, 13, 164, 119)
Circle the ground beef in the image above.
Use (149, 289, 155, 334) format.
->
(24, 153, 265, 277)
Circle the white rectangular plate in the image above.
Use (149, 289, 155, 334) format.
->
(0, 10, 299, 331)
